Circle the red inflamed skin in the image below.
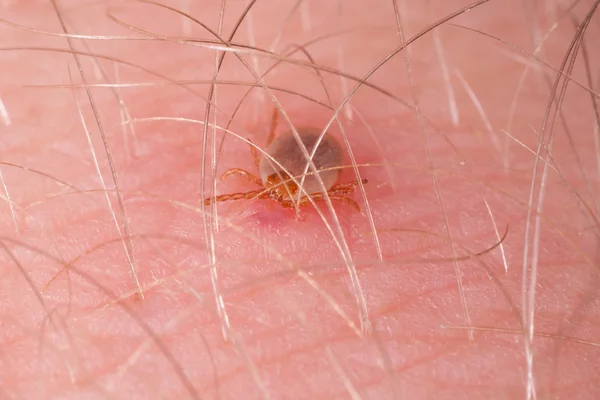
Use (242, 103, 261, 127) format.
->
(0, 1, 599, 399)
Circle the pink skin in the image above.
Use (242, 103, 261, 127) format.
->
(1, 1, 598, 399)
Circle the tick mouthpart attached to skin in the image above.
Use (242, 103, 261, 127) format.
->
(203, 112, 368, 212)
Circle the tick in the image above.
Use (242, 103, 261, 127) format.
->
(204, 111, 367, 211)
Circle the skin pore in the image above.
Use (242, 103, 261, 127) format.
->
(1, 0, 599, 398)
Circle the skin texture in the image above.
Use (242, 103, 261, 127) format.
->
(0, 0, 599, 399)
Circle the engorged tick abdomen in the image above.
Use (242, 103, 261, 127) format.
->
(258, 127, 344, 194)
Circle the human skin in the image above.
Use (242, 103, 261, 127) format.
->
(1, 0, 599, 399)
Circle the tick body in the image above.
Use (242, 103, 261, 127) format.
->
(204, 112, 367, 211)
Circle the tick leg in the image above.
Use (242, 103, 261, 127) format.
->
(221, 168, 262, 186)
(204, 188, 268, 206)
(328, 186, 355, 195)
(327, 178, 369, 195)
(331, 196, 361, 211)
(278, 193, 360, 212)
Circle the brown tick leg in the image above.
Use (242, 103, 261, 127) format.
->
(330, 196, 361, 212)
(204, 188, 268, 206)
(328, 186, 356, 196)
(328, 178, 369, 194)
(273, 193, 361, 212)
(221, 168, 263, 186)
